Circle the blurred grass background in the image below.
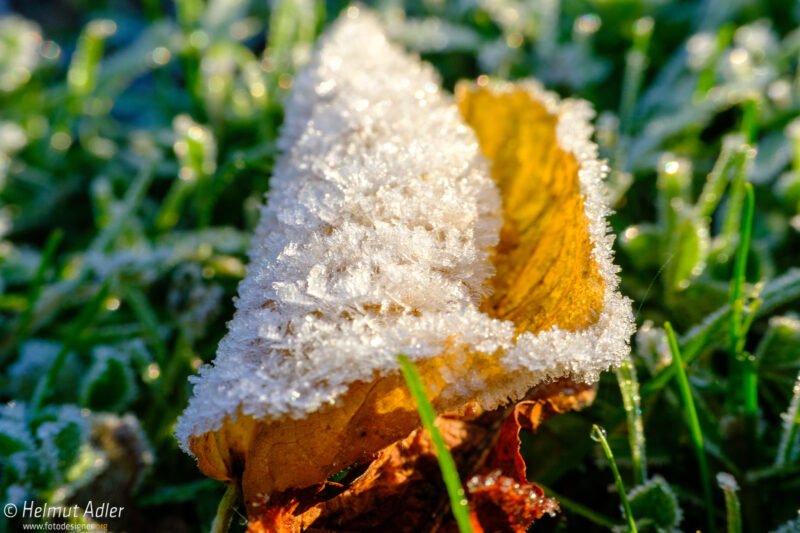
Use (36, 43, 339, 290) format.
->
(1, 0, 799, 531)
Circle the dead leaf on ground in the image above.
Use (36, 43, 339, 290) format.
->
(247, 379, 595, 532)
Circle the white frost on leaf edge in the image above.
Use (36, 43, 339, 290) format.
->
(176, 10, 634, 453)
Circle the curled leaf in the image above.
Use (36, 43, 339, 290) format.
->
(177, 8, 633, 512)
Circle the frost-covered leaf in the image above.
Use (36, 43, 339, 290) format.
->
(35, 406, 89, 485)
(178, 9, 632, 510)
(627, 476, 683, 530)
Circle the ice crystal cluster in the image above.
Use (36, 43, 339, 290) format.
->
(177, 10, 633, 449)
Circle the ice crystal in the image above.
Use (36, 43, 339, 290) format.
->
(716, 472, 740, 492)
(177, 10, 633, 451)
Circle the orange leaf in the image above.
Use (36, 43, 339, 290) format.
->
(247, 413, 495, 532)
(467, 470, 556, 533)
(180, 9, 632, 518)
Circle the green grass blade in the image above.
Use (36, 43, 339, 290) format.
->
(697, 135, 747, 219)
(642, 307, 729, 396)
(67, 19, 117, 111)
(124, 286, 169, 365)
(643, 266, 799, 398)
(720, 144, 753, 263)
(591, 425, 637, 533)
(615, 355, 647, 485)
(619, 17, 654, 134)
(729, 182, 755, 358)
(16, 229, 63, 341)
(728, 183, 758, 448)
(29, 281, 111, 414)
(716, 473, 742, 533)
(694, 24, 734, 99)
(398, 354, 474, 533)
(90, 163, 155, 253)
(739, 99, 760, 145)
(665, 322, 716, 533)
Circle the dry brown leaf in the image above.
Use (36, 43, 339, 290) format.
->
(247, 413, 495, 532)
(458, 380, 595, 533)
(466, 470, 553, 533)
(246, 379, 595, 532)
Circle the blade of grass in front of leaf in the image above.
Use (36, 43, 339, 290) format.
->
(716, 473, 742, 533)
(615, 355, 647, 485)
(665, 322, 716, 533)
(642, 306, 730, 396)
(590, 424, 637, 533)
(398, 354, 474, 533)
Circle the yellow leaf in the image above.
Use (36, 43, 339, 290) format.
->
(457, 82, 606, 333)
(187, 81, 630, 507)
